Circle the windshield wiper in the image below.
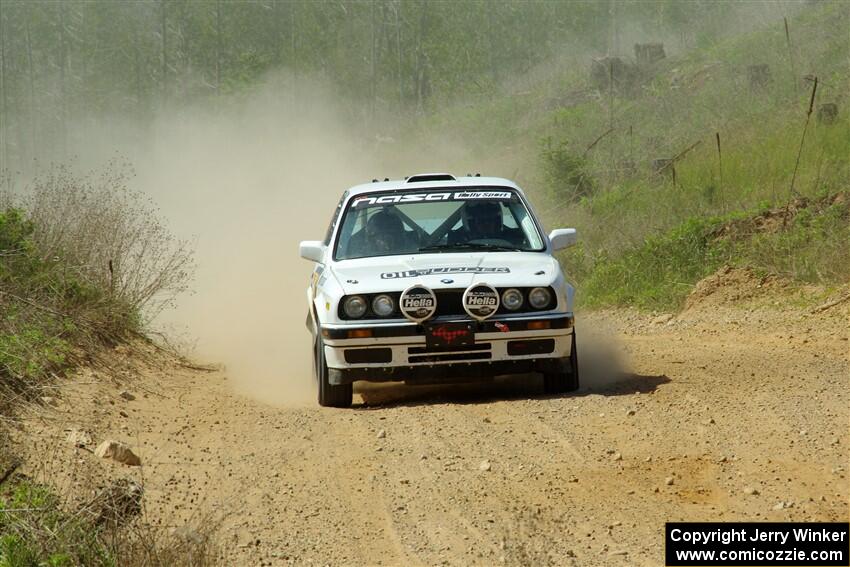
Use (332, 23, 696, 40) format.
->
(418, 243, 524, 253)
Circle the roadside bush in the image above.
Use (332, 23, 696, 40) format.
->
(0, 478, 110, 567)
(0, 319, 71, 389)
(577, 195, 850, 310)
(1, 166, 204, 564)
(580, 216, 725, 310)
(0, 163, 194, 402)
(0, 474, 217, 567)
(540, 139, 595, 204)
(23, 164, 194, 321)
(740, 200, 850, 283)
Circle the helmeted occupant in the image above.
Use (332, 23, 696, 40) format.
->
(448, 201, 507, 244)
(365, 210, 406, 254)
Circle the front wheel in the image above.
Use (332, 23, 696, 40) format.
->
(543, 332, 580, 394)
(314, 334, 352, 408)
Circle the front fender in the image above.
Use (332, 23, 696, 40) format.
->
(309, 265, 346, 330)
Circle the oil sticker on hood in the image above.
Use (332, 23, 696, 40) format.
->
(381, 267, 510, 279)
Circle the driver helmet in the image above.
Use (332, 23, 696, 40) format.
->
(366, 209, 404, 253)
(462, 201, 503, 239)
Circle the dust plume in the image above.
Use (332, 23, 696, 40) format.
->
(64, 74, 480, 406)
(19, 69, 590, 407)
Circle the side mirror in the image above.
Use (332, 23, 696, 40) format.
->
(548, 228, 578, 251)
(299, 240, 326, 263)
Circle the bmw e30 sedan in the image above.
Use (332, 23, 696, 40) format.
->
(299, 173, 579, 407)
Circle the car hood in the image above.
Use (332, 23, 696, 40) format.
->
(329, 252, 559, 294)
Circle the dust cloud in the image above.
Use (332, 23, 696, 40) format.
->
(575, 320, 630, 392)
(46, 71, 616, 407)
(66, 74, 479, 406)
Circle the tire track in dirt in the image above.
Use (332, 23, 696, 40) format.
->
(15, 300, 848, 566)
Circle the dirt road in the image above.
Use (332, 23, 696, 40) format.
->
(19, 282, 850, 566)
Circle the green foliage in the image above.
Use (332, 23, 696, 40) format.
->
(0, 479, 114, 567)
(0, 534, 39, 567)
(0, 0, 823, 167)
(0, 163, 194, 401)
(577, 197, 850, 310)
(579, 216, 726, 310)
(0, 323, 70, 382)
(0, 209, 75, 389)
(0, 206, 117, 372)
(1, 177, 184, 400)
(0, 209, 34, 254)
(540, 140, 595, 204)
(0, 469, 217, 567)
(520, 1, 850, 310)
(0, 210, 39, 282)
(0, 208, 107, 309)
(740, 201, 850, 283)
(0, 0, 845, 320)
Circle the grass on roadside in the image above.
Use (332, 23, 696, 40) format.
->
(0, 164, 201, 566)
(570, 193, 849, 310)
(0, 469, 217, 567)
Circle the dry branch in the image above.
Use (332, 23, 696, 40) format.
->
(789, 76, 818, 199)
(0, 289, 70, 320)
(715, 132, 723, 195)
(784, 17, 798, 96)
(0, 460, 21, 486)
(656, 139, 703, 174)
(810, 293, 850, 314)
(583, 127, 615, 157)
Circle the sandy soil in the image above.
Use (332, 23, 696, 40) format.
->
(15, 282, 850, 566)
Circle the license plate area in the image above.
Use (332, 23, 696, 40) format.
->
(424, 321, 475, 350)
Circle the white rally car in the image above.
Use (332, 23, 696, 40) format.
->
(299, 173, 579, 407)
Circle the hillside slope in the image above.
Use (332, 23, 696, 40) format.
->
(414, 1, 849, 309)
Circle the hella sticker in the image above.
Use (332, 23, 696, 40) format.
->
(399, 284, 437, 322)
(462, 283, 500, 321)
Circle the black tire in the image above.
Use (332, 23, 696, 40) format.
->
(314, 333, 353, 408)
(543, 332, 580, 394)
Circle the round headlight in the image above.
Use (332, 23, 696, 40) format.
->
(501, 288, 524, 311)
(343, 295, 367, 318)
(528, 287, 552, 309)
(372, 294, 395, 317)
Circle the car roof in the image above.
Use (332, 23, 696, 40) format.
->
(345, 173, 522, 198)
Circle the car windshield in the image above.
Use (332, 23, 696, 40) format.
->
(334, 188, 545, 260)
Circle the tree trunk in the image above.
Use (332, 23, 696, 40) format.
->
(58, 2, 68, 157)
(394, 0, 403, 106)
(370, 0, 376, 121)
(160, 0, 168, 101)
(215, 0, 222, 96)
(487, 7, 497, 83)
(0, 5, 8, 175)
(290, 1, 297, 79)
(26, 16, 37, 169)
(133, 12, 143, 116)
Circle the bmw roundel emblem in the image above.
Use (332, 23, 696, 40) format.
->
(441, 278, 454, 284)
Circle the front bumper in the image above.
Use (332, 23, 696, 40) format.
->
(320, 313, 574, 385)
